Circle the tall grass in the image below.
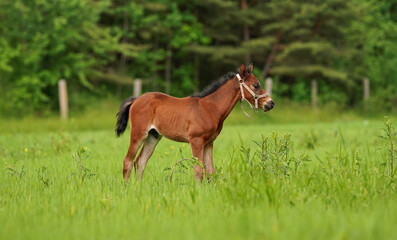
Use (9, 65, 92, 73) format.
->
(1, 116, 397, 239)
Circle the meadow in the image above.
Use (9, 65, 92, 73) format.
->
(0, 103, 396, 240)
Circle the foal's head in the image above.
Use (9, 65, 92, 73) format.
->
(238, 64, 275, 112)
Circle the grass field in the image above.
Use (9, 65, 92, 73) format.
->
(0, 104, 396, 240)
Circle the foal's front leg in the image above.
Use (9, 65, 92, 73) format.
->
(203, 142, 215, 178)
(189, 137, 205, 181)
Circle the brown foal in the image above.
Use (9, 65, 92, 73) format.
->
(116, 64, 274, 182)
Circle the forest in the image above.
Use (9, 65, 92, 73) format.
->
(0, 0, 396, 116)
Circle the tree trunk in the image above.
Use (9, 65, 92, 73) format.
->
(152, 34, 159, 91)
(165, 42, 172, 94)
(194, 53, 199, 94)
(241, 0, 251, 65)
(117, 7, 129, 97)
(263, 31, 282, 78)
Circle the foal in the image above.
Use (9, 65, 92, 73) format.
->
(116, 64, 274, 182)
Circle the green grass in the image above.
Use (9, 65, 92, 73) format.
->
(0, 107, 396, 239)
(0, 99, 386, 133)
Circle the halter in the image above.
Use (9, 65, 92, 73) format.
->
(236, 73, 269, 118)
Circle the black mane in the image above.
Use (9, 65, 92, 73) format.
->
(191, 72, 236, 98)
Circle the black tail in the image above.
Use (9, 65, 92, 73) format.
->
(115, 97, 136, 137)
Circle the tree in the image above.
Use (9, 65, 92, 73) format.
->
(349, 0, 397, 110)
(101, 0, 209, 96)
(0, 0, 127, 113)
(1, 0, 396, 116)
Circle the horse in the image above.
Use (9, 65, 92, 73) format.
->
(115, 64, 274, 182)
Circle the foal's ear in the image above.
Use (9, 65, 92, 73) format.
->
(239, 64, 247, 76)
(247, 63, 253, 73)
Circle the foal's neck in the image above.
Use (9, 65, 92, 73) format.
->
(202, 77, 240, 121)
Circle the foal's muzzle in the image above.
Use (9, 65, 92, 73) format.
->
(264, 100, 275, 112)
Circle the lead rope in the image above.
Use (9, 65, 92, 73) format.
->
(236, 74, 269, 119)
(240, 99, 252, 118)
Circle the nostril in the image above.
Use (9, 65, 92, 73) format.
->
(268, 100, 274, 108)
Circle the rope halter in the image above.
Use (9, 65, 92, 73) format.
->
(236, 73, 269, 118)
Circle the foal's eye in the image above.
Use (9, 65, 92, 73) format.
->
(253, 84, 260, 89)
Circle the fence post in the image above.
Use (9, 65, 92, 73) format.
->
(265, 77, 273, 97)
(58, 79, 68, 120)
(311, 79, 318, 108)
(134, 79, 142, 97)
(363, 77, 370, 101)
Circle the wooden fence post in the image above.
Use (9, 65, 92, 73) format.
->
(134, 79, 142, 97)
(58, 79, 68, 120)
(363, 77, 370, 101)
(265, 77, 273, 97)
(311, 79, 318, 108)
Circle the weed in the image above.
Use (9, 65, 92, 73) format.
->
(167, 148, 200, 182)
(252, 132, 310, 177)
(51, 131, 72, 153)
(169, 157, 199, 182)
(302, 129, 319, 149)
(72, 146, 96, 183)
(239, 143, 254, 176)
(0, 143, 7, 159)
(352, 150, 362, 175)
(379, 116, 396, 177)
(37, 166, 51, 187)
(6, 163, 25, 179)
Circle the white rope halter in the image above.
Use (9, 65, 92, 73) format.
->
(236, 73, 269, 118)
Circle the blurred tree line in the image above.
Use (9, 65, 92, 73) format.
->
(0, 0, 396, 115)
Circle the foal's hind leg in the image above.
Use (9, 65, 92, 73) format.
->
(134, 130, 162, 179)
(123, 130, 147, 182)
(123, 140, 142, 182)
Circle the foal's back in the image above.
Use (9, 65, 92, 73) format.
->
(130, 92, 204, 142)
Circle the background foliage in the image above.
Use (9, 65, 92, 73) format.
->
(0, 0, 396, 116)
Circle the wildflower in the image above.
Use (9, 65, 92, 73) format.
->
(24, 148, 28, 152)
